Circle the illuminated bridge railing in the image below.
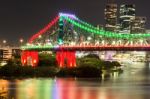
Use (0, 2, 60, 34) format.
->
(21, 45, 150, 51)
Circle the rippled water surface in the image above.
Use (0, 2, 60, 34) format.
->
(1, 62, 150, 99)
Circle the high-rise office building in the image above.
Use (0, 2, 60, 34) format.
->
(119, 4, 135, 33)
(104, 3, 117, 32)
(131, 17, 146, 33)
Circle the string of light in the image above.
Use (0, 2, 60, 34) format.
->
(62, 16, 150, 39)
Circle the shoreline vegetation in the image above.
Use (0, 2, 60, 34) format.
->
(0, 54, 123, 79)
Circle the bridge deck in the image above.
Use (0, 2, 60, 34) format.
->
(22, 46, 150, 51)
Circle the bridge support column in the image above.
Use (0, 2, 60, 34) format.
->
(56, 51, 76, 68)
(21, 51, 39, 67)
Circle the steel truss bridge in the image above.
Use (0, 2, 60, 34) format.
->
(21, 13, 150, 67)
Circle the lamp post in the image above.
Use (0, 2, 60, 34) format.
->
(3, 40, 7, 47)
(19, 38, 24, 46)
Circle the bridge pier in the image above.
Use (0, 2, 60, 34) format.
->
(21, 50, 76, 68)
(56, 51, 76, 68)
(21, 51, 39, 67)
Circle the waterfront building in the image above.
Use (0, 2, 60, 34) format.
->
(119, 4, 135, 33)
(131, 16, 146, 33)
(104, 3, 117, 32)
(0, 47, 21, 66)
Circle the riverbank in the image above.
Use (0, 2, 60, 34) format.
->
(0, 54, 123, 78)
(0, 65, 123, 79)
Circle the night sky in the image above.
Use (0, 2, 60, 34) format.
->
(0, 0, 149, 44)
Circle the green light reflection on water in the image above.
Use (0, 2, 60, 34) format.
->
(16, 79, 55, 99)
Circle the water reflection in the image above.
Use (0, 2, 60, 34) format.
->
(0, 62, 150, 99)
(0, 80, 8, 98)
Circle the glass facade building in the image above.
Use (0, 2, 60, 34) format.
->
(131, 17, 146, 33)
(104, 4, 117, 32)
(119, 4, 135, 33)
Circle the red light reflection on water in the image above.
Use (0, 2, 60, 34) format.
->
(0, 78, 148, 99)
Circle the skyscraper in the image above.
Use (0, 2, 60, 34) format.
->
(131, 17, 146, 33)
(104, 3, 117, 32)
(119, 4, 136, 33)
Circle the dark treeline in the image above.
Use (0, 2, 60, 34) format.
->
(0, 53, 123, 78)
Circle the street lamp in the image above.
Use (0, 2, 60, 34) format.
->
(3, 40, 7, 47)
(20, 38, 24, 43)
(3, 40, 6, 44)
(19, 38, 24, 46)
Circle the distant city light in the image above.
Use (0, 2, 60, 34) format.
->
(38, 35, 42, 39)
(20, 38, 24, 43)
(3, 40, 6, 44)
(87, 37, 92, 41)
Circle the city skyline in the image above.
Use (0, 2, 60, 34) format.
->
(0, 0, 149, 44)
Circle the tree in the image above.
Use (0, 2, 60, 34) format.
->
(111, 61, 121, 67)
(77, 57, 103, 69)
(84, 54, 100, 59)
(38, 53, 57, 67)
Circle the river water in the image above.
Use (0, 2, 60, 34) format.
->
(0, 62, 150, 99)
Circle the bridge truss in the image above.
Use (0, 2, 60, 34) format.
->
(21, 13, 150, 67)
